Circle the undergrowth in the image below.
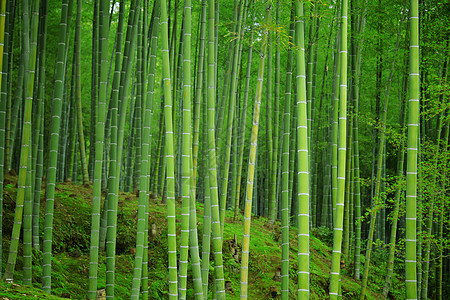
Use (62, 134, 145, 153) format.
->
(1, 177, 405, 299)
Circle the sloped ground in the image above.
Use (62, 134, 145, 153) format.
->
(1, 176, 404, 299)
(0, 280, 64, 299)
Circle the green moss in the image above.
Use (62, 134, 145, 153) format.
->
(0, 280, 65, 299)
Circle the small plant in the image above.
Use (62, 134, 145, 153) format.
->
(311, 226, 333, 247)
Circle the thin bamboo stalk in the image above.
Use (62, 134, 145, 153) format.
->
(240, 4, 271, 298)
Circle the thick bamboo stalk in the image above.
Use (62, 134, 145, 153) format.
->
(206, 0, 226, 296)
(295, 1, 310, 298)
(201, 87, 212, 298)
(31, 0, 47, 250)
(22, 0, 40, 285)
(87, 0, 110, 297)
(330, 17, 340, 228)
(343, 115, 353, 259)
(0, 0, 9, 278)
(405, 0, 419, 298)
(329, 0, 348, 297)
(189, 152, 203, 299)
(130, 1, 153, 297)
(177, 0, 193, 297)
(160, 0, 178, 297)
(40, 0, 72, 292)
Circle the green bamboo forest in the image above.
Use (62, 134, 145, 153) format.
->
(0, 0, 449, 299)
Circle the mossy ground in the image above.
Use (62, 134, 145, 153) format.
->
(1, 175, 404, 299)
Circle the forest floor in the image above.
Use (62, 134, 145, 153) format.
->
(1, 174, 405, 299)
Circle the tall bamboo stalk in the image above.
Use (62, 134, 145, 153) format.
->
(106, 1, 140, 297)
(160, 0, 178, 297)
(130, 1, 152, 297)
(22, 0, 40, 286)
(87, 0, 110, 297)
(351, 1, 367, 279)
(192, 0, 206, 182)
(233, 10, 254, 222)
(406, 0, 419, 298)
(32, 0, 48, 250)
(266, 9, 274, 222)
(75, 0, 89, 185)
(330, 8, 341, 229)
(88, 0, 98, 180)
(5, 58, 23, 172)
(177, 0, 193, 298)
(3, 3, 31, 282)
(3, 0, 15, 176)
(219, 0, 245, 234)
(382, 87, 407, 299)
(295, 1, 310, 298)
(200, 59, 212, 299)
(40, 0, 72, 292)
(329, 0, 348, 297)
(0, 0, 9, 278)
(240, 4, 271, 298)
(271, 0, 280, 225)
(281, 7, 294, 299)
(206, 0, 226, 296)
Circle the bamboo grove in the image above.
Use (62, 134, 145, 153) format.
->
(0, 0, 449, 299)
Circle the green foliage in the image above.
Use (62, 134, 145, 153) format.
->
(311, 226, 333, 248)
